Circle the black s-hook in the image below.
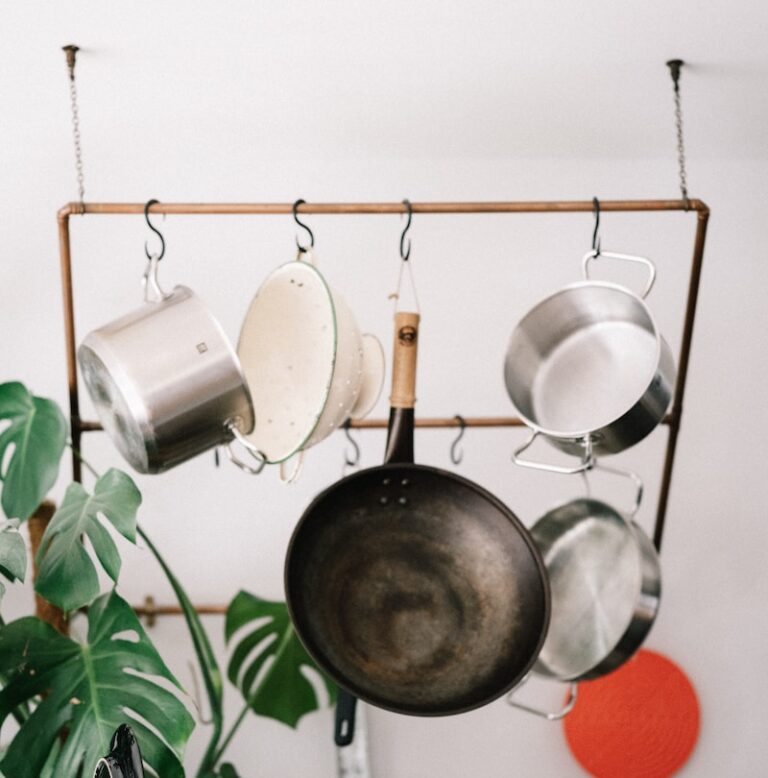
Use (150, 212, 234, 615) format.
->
(400, 199, 413, 261)
(450, 415, 466, 465)
(591, 197, 601, 256)
(293, 199, 315, 253)
(144, 199, 166, 261)
(342, 419, 361, 470)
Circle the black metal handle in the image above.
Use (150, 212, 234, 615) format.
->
(334, 688, 357, 747)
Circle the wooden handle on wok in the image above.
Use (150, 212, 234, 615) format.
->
(389, 312, 420, 409)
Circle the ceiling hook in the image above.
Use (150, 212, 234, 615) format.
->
(591, 196, 601, 256)
(342, 419, 361, 472)
(144, 199, 166, 261)
(450, 415, 466, 465)
(62, 44, 79, 81)
(400, 199, 413, 261)
(293, 199, 315, 253)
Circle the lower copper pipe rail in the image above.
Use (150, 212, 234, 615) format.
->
(77, 414, 674, 431)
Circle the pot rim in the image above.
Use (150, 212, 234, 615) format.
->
(505, 280, 665, 441)
(236, 259, 338, 464)
(530, 496, 661, 682)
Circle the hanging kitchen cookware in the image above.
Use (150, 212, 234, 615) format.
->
(285, 308, 550, 718)
(78, 202, 253, 474)
(508, 464, 661, 720)
(505, 249, 675, 466)
(93, 724, 145, 777)
(226, 249, 384, 477)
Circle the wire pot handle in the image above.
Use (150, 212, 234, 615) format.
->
(582, 249, 657, 299)
(512, 431, 594, 475)
(507, 673, 579, 721)
(587, 461, 644, 520)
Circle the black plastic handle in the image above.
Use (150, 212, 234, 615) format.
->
(334, 688, 358, 747)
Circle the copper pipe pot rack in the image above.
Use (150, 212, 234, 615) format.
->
(57, 198, 709, 621)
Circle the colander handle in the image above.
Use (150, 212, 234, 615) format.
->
(279, 450, 306, 484)
(512, 431, 594, 474)
(507, 674, 579, 721)
(582, 249, 657, 299)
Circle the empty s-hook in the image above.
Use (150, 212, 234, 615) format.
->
(400, 199, 413, 261)
(293, 199, 315, 253)
(342, 419, 360, 472)
(591, 196, 601, 256)
(450, 415, 466, 465)
(144, 199, 166, 261)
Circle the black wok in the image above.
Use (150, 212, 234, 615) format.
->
(285, 312, 549, 726)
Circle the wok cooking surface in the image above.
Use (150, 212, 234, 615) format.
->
(286, 463, 549, 715)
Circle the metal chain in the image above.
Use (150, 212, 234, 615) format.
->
(672, 83, 688, 206)
(68, 73, 85, 203)
(668, 60, 689, 209)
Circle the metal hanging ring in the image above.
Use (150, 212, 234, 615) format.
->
(591, 197, 601, 256)
(450, 415, 466, 465)
(144, 199, 166, 261)
(342, 419, 361, 469)
(400, 199, 413, 261)
(293, 199, 315, 253)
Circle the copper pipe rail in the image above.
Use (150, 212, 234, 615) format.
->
(58, 198, 710, 580)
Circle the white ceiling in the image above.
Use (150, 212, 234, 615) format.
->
(3, 0, 767, 164)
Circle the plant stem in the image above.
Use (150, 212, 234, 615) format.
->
(137, 525, 224, 777)
(67, 444, 99, 480)
(211, 701, 250, 766)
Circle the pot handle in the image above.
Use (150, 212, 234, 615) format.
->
(224, 421, 268, 475)
(512, 431, 594, 474)
(334, 689, 357, 747)
(93, 757, 122, 777)
(582, 249, 657, 299)
(588, 462, 644, 519)
(506, 674, 579, 721)
(278, 450, 306, 484)
(142, 255, 172, 303)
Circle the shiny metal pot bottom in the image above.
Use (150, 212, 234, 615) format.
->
(531, 497, 661, 681)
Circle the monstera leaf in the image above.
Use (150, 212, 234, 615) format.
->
(0, 518, 26, 603)
(0, 590, 194, 778)
(35, 469, 140, 612)
(225, 591, 337, 728)
(0, 382, 67, 521)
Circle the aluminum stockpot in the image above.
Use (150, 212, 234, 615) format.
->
(78, 257, 253, 474)
(229, 251, 384, 472)
(505, 251, 675, 460)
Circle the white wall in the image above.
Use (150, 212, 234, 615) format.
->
(1, 3, 767, 777)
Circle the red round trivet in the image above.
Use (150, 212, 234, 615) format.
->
(563, 649, 700, 778)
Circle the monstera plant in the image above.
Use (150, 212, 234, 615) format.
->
(0, 381, 335, 777)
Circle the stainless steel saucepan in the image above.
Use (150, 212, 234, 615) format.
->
(508, 465, 661, 720)
(505, 250, 675, 469)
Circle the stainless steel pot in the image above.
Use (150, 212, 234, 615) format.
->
(505, 251, 675, 468)
(508, 466, 661, 720)
(78, 257, 253, 474)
